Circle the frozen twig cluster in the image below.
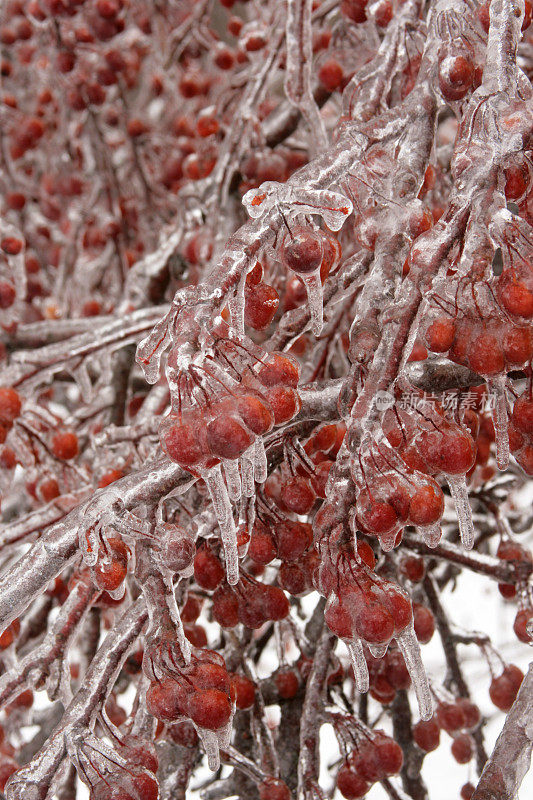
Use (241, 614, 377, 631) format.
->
(0, 1, 532, 800)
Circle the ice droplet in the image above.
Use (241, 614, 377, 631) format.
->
(347, 639, 369, 693)
(203, 464, 239, 585)
(199, 728, 221, 771)
(420, 523, 442, 548)
(367, 642, 388, 659)
(446, 476, 474, 550)
(396, 625, 433, 721)
(302, 272, 324, 336)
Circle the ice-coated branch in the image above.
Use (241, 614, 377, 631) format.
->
(471, 663, 533, 800)
(297, 625, 335, 800)
(403, 534, 533, 584)
(0, 459, 192, 632)
(0, 571, 97, 708)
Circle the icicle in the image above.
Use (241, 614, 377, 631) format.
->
(396, 626, 433, 721)
(489, 377, 510, 471)
(301, 272, 324, 336)
(224, 459, 242, 502)
(216, 717, 233, 752)
(347, 639, 369, 693)
(419, 523, 442, 548)
(199, 728, 221, 771)
(446, 476, 475, 550)
(241, 451, 255, 498)
(367, 642, 388, 659)
(253, 437, 268, 484)
(203, 464, 239, 585)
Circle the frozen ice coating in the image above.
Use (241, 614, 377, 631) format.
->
(0, 0, 533, 798)
(447, 476, 475, 551)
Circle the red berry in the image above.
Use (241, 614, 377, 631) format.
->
(413, 603, 435, 644)
(0, 281, 16, 309)
(318, 58, 344, 91)
(206, 414, 253, 460)
(249, 524, 277, 565)
(281, 226, 324, 275)
(513, 607, 533, 643)
(275, 668, 299, 699)
(336, 762, 369, 799)
(413, 717, 441, 752)
(194, 547, 225, 590)
(265, 386, 301, 424)
(408, 484, 444, 526)
(263, 584, 290, 620)
(161, 419, 207, 467)
(146, 679, 188, 722)
(438, 55, 474, 101)
(276, 521, 313, 562)
(399, 555, 425, 582)
(355, 598, 395, 644)
(244, 282, 279, 329)
(187, 688, 232, 730)
(93, 537, 128, 592)
(259, 778, 291, 800)
(280, 477, 316, 514)
(426, 317, 456, 352)
(436, 701, 466, 733)
(499, 278, 533, 318)
(1, 236, 23, 255)
(456, 697, 481, 730)
(212, 586, 240, 627)
(468, 332, 505, 376)
(236, 393, 274, 435)
(51, 430, 78, 460)
(258, 353, 299, 388)
(231, 674, 256, 709)
(451, 732, 474, 764)
(460, 783, 475, 800)
(341, 0, 368, 24)
(512, 396, 533, 434)
(0, 387, 21, 426)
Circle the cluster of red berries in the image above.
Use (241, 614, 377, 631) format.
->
(354, 468, 445, 550)
(249, 516, 314, 565)
(160, 351, 301, 472)
(211, 573, 289, 630)
(494, 538, 533, 643)
(382, 400, 477, 479)
(424, 310, 533, 378)
(321, 546, 413, 649)
(413, 696, 481, 766)
(336, 730, 403, 799)
(146, 651, 234, 733)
